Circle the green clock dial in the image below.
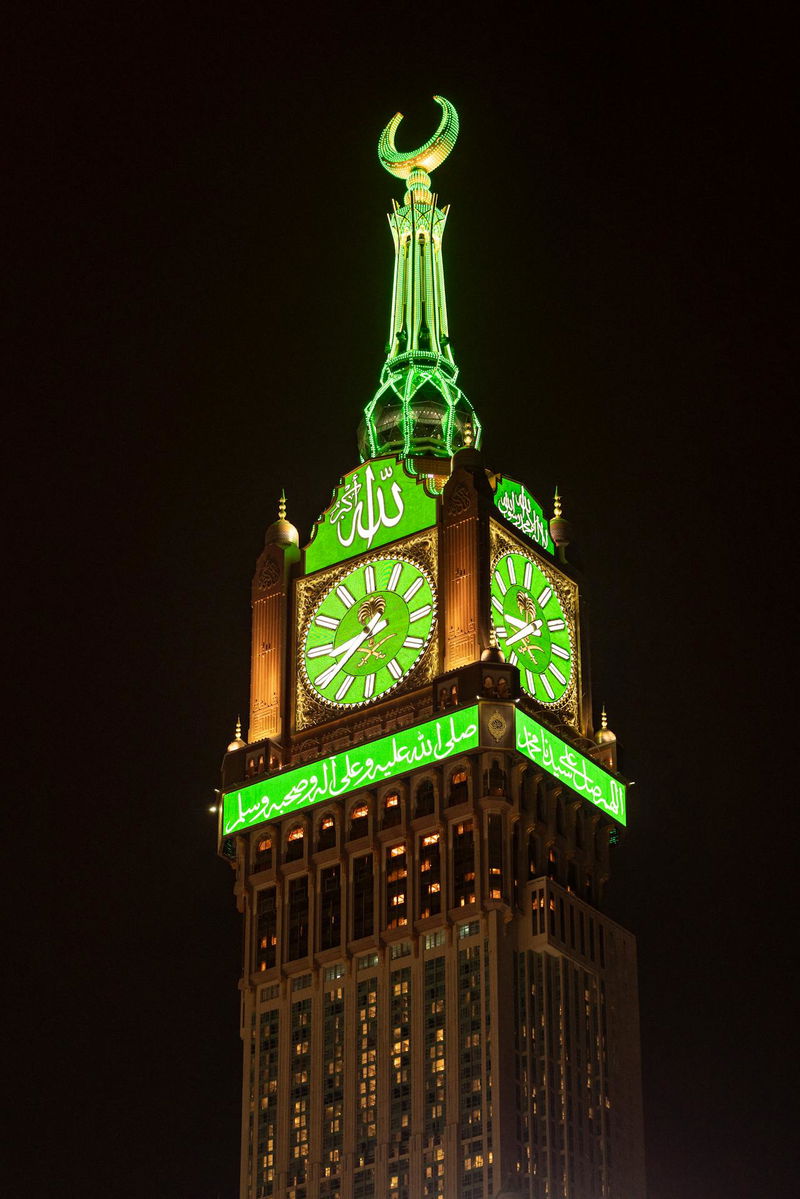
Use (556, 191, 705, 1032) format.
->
(490, 550, 573, 705)
(302, 555, 436, 708)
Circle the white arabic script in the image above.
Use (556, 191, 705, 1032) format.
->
(496, 486, 548, 549)
(329, 463, 404, 551)
(516, 721, 623, 819)
(224, 714, 478, 834)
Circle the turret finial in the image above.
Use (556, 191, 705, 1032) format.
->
(378, 95, 459, 190)
(600, 705, 608, 730)
(553, 486, 562, 519)
(278, 489, 287, 520)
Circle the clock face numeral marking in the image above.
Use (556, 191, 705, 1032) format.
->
(303, 556, 437, 710)
(403, 576, 424, 603)
(307, 643, 334, 658)
(489, 549, 574, 707)
(548, 663, 567, 686)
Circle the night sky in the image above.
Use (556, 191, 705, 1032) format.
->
(10, 4, 795, 1197)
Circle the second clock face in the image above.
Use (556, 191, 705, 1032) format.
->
(490, 549, 573, 705)
(302, 556, 437, 708)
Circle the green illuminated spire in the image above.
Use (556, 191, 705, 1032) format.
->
(358, 96, 482, 463)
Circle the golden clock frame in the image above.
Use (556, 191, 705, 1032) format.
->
(292, 529, 440, 733)
(489, 519, 583, 731)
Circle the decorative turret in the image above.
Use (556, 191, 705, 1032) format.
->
(265, 489, 299, 548)
(595, 706, 616, 745)
(549, 486, 572, 562)
(227, 716, 246, 752)
(358, 96, 482, 463)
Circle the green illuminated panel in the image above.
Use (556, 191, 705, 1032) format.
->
(516, 708, 626, 825)
(493, 477, 554, 553)
(222, 706, 480, 835)
(305, 457, 437, 574)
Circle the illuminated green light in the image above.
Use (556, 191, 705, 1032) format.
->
(305, 456, 437, 574)
(493, 477, 554, 553)
(222, 706, 480, 835)
(516, 709, 627, 825)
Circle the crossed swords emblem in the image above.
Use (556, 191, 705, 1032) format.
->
(356, 596, 392, 665)
(508, 590, 547, 659)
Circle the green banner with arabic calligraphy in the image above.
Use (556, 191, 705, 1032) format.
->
(493, 477, 554, 553)
(516, 709, 627, 824)
(305, 457, 437, 574)
(222, 707, 480, 836)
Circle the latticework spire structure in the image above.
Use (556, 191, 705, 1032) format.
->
(358, 96, 482, 462)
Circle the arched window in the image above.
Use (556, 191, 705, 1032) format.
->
(285, 825, 304, 862)
(527, 832, 538, 879)
(414, 779, 435, 818)
(382, 791, 401, 828)
(575, 811, 584, 849)
(253, 834, 272, 873)
(567, 861, 578, 893)
(536, 782, 547, 824)
(349, 802, 369, 840)
(317, 813, 336, 852)
(548, 847, 558, 880)
(448, 767, 469, 806)
(487, 758, 506, 796)
(556, 796, 565, 837)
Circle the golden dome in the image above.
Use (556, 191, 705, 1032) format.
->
(265, 489, 299, 547)
(594, 706, 616, 745)
(227, 717, 246, 753)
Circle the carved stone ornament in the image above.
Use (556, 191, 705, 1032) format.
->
(487, 707, 509, 743)
(446, 483, 471, 517)
(257, 560, 280, 590)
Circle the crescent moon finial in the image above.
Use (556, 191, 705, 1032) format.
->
(378, 94, 459, 181)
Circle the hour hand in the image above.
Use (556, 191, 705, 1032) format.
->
(315, 616, 389, 688)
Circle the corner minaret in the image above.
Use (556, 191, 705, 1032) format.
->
(358, 95, 482, 462)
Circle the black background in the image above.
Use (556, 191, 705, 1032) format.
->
(8, 3, 796, 1197)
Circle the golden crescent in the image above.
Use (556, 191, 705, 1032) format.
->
(377, 94, 459, 181)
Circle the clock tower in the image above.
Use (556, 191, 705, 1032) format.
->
(218, 97, 645, 1199)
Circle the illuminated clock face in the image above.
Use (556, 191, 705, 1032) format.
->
(490, 550, 573, 705)
(302, 556, 436, 707)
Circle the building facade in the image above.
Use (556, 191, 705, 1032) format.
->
(218, 96, 645, 1199)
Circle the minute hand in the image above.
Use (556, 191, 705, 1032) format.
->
(315, 616, 389, 688)
(505, 620, 541, 647)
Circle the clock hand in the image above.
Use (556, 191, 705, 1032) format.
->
(329, 613, 387, 658)
(316, 616, 389, 688)
(505, 619, 542, 647)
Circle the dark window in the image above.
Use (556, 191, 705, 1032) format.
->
(317, 814, 336, 851)
(512, 822, 519, 903)
(556, 797, 565, 836)
(253, 834, 272, 873)
(448, 768, 468, 806)
(386, 843, 408, 928)
(548, 847, 558, 881)
(256, 887, 277, 970)
(382, 791, 401, 828)
(414, 779, 435, 818)
(528, 832, 538, 878)
(286, 825, 305, 862)
(419, 832, 442, 918)
(352, 854, 374, 940)
(487, 758, 506, 796)
(349, 802, 369, 840)
(567, 861, 578, 892)
(452, 821, 475, 907)
(575, 811, 584, 848)
(287, 876, 308, 960)
(320, 864, 341, 950)
(487, 813, 503, 899)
